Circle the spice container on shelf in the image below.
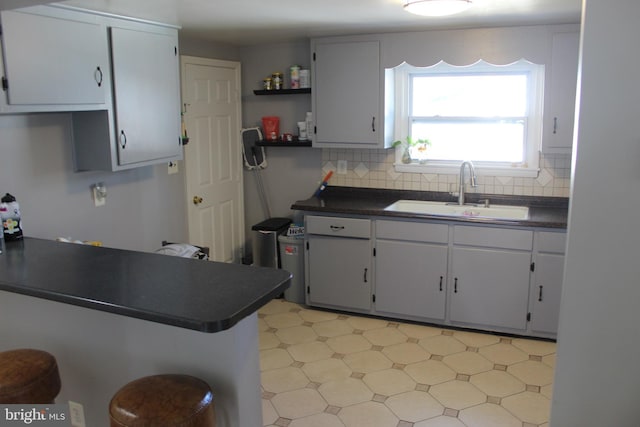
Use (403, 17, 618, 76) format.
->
(263, 77, 273, 90)
(272, 72, 283, 90)
(290, 65, 300, 89)
(299, 69, 310, 88)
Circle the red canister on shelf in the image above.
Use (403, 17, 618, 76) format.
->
(262, 116, 280, 141)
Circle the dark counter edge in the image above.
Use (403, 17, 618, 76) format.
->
(291, 187, 568, 229)
(0, 279, 290, 333)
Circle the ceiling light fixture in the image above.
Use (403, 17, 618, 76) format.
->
(404, 0, 473, 17)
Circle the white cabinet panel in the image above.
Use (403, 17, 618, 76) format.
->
(375, 239, 447, 320)
(312, 39, 382, 148)
(451, 247, 531, 331)
(530, 252, 564, 335)
(542, 32, 580, 153)
(110, 26, 181, 166)
(306, 215, 371, 238)
(306, 234, 372, 311)
(0, 8, 108, 107)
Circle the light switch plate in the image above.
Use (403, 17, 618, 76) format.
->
(337, 160, 347, 175)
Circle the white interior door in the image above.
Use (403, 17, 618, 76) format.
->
(181, 56, 244, 263)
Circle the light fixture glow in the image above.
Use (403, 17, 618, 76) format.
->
(404, 0, 472, 17)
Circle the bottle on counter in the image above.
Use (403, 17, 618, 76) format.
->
(0, 193, 23, 241)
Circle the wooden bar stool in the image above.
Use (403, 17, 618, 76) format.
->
(109, 374, 216, 427)
(0, 348, 62, 404)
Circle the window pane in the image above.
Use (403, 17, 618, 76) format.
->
(411, 121, 525, 162)
(411, 74, 528, 117)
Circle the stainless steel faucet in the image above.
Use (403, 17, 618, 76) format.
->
(458, 161, 478, 205)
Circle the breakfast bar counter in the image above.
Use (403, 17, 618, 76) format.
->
(0, 238, 291, 427)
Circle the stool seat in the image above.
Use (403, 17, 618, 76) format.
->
(109, 374, 215, 427)
(0, 348, 61, 404)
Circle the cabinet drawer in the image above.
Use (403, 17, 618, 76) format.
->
(306, 215, 371, 238)
(537, 231, 567, 253)
(376, 220, 448, 244)
(454, 225, 532, 250)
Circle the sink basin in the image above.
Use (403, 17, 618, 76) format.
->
(384, 200, 529, 220)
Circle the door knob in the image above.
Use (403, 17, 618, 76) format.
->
(193, 196, 203, 205)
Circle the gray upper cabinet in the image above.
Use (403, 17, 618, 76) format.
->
(109, 26, 181, 167)
(311, 39, 383, 148)
(542, 32, 580, 153)
(0, 5, 182, 171)
(0, 7, 108, 110)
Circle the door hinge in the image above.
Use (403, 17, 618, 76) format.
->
(307, 286, 310, 294)
(373, 247, 376, 256)
(313, 52, 316, 61)
(175, 46, 178, 56)
(530, 262, 535, 272)
(526, 312, 531, 322)
(306, 241, 309, 250)
(1, 77, 7, 91)
(372, 294, 376, 303)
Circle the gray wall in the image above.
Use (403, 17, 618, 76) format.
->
(550, 0, 640, 425)
(0, 113, 187, 251)
(238, 42, 322, 239)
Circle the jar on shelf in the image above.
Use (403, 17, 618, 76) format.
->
(263, 77, 273, 90)
(272, 72, 283, 90)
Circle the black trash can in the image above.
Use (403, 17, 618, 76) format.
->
(251, 218, 292, 268)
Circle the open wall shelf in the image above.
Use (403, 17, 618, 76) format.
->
(253, 88, 311, 95)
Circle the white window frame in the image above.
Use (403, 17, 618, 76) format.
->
(391, 60, 545, 177)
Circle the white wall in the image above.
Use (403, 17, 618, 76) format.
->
(550, 0, 640, 425)
(0, 113, 187, 251)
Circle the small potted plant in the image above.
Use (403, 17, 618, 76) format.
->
(392, 136, 431, 164)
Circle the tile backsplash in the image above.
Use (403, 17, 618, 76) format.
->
(322, 149, 571, 198)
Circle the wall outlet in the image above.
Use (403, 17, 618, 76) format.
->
(168, 161, 179, 175)
(68, 401, 86, 427)
(337, 160, 347, 175)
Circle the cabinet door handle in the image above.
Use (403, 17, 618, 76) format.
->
(119, 130, 127, 149)
(439, 276, 443, 292)
(329, 225, 345, 232)
(95, 66, 103, 87)
(454, 277, 458, 293)
(553, 117, 558, 134)
(371, 116, 376, 132)
(363, 268, 368, 283)
(538, 285, 544, 302)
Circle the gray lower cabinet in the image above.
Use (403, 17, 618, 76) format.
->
(305, 216, 372, 312)
(450, 247, 532, 331)
(450, 226, 533, 332)
(303, 214, 565, 337)
(374, 220, 448, 321)
(529, 231, 567, 335)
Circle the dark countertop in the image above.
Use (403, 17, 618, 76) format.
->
(0, 238, 291, 333)
(292, 187, 568, 229)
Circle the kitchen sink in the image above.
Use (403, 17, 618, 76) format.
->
(384, 200, 529, 220)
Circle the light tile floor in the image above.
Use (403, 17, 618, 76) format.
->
(259, 299, 556, 427)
